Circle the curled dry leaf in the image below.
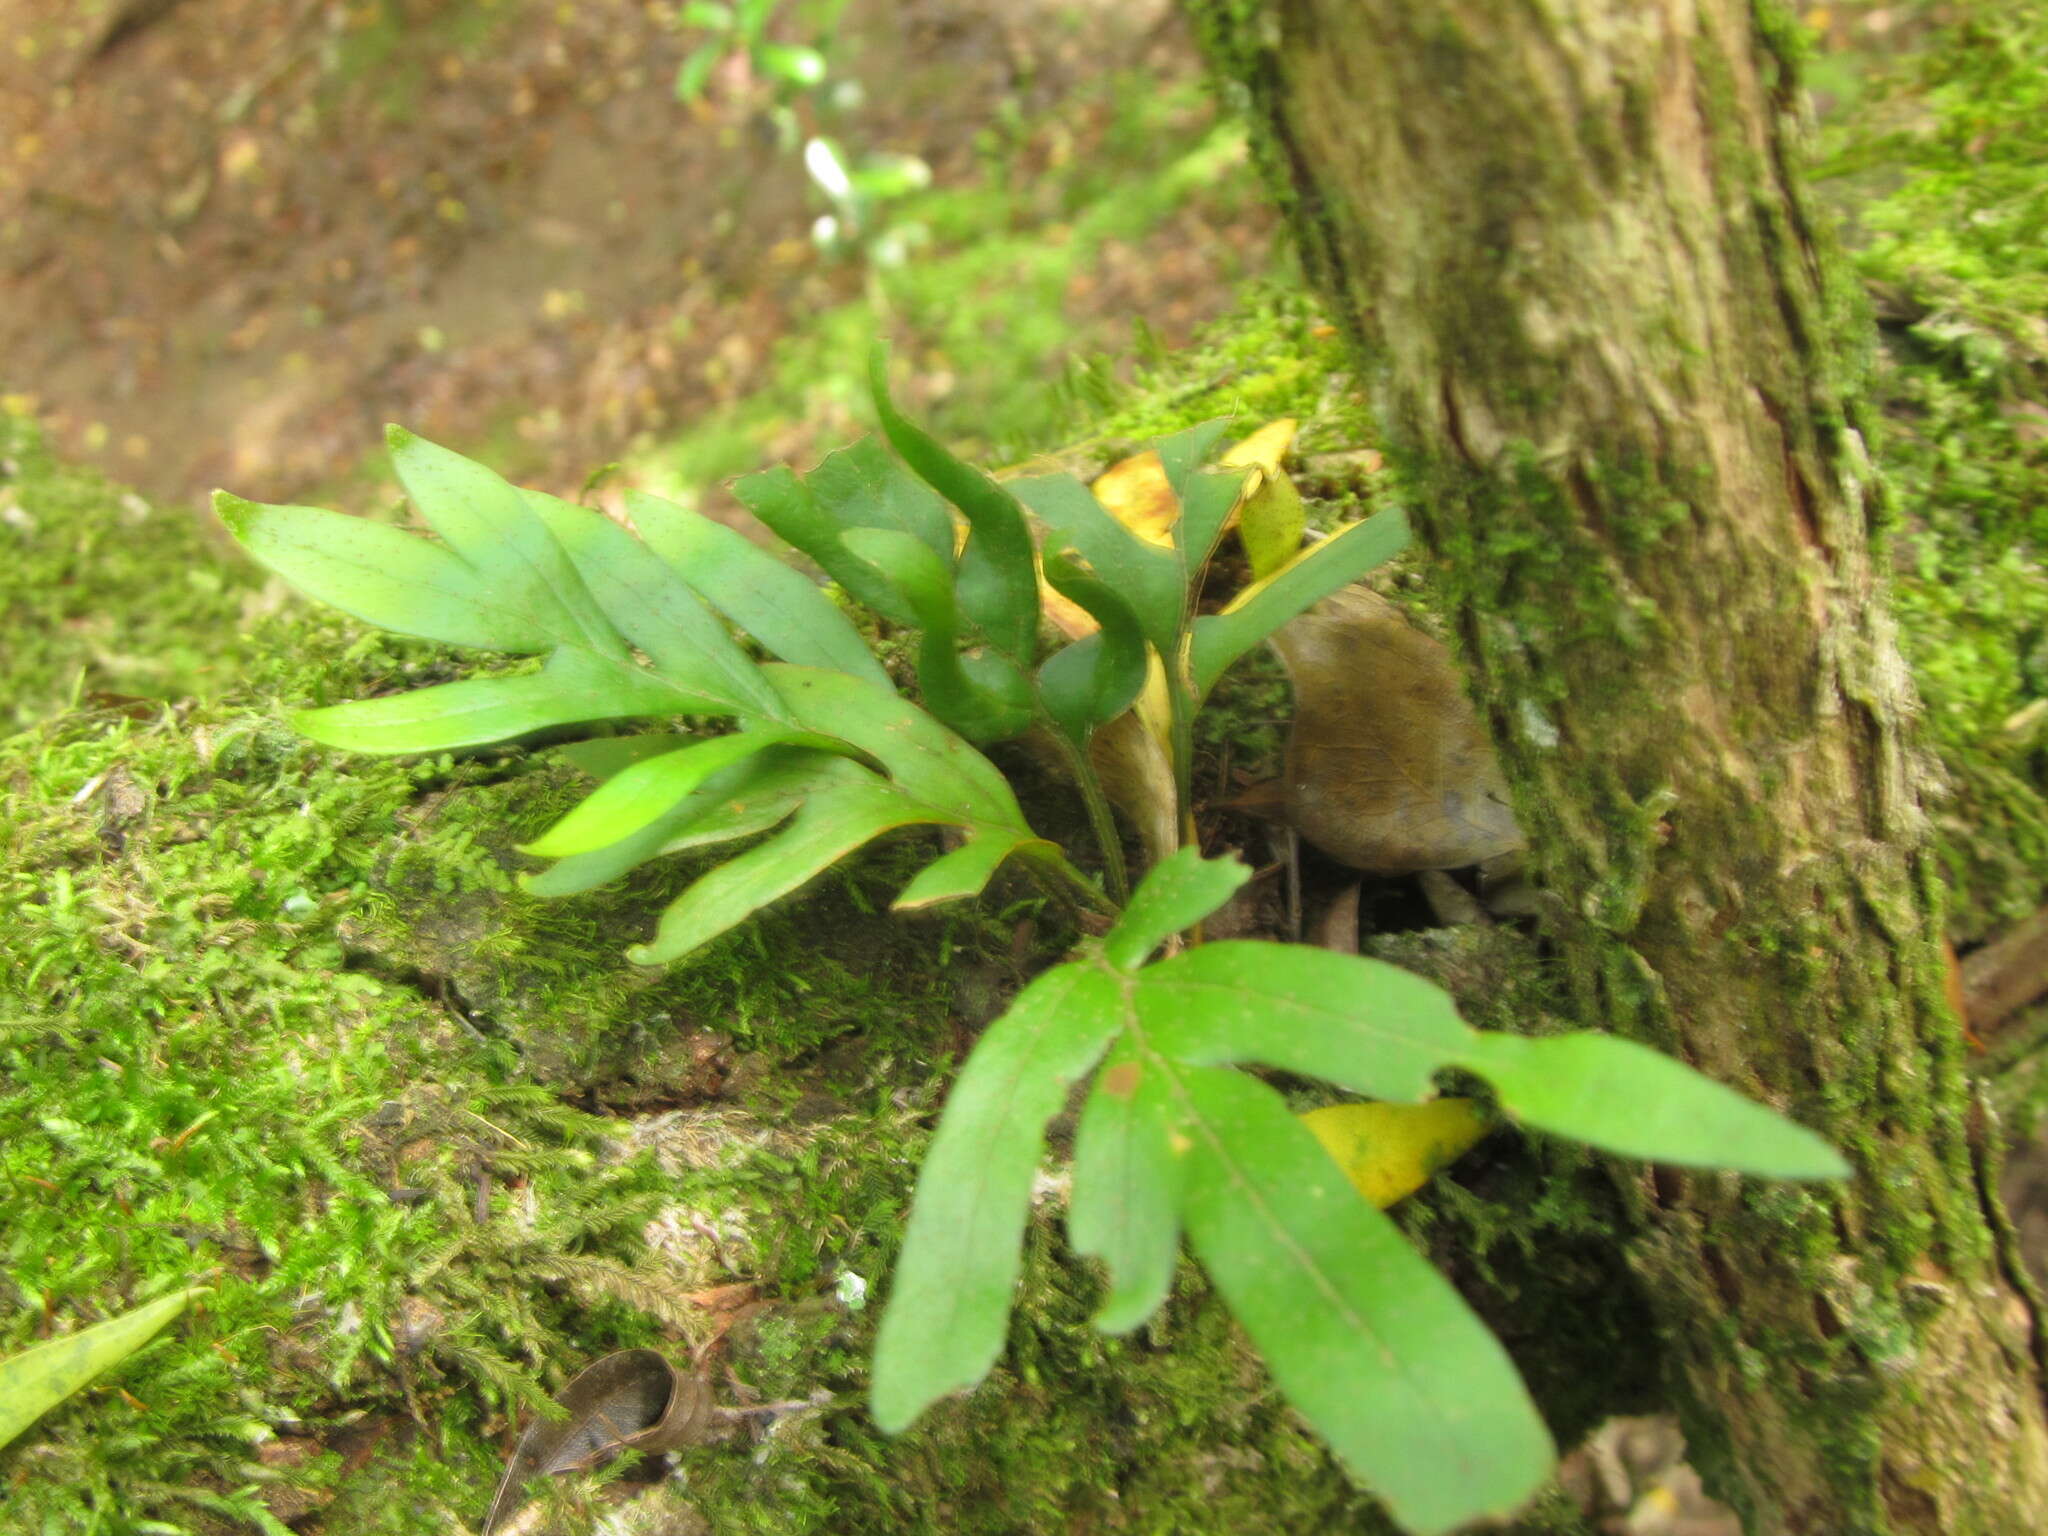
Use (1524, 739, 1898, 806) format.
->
(482, 1350, 714, 1536)
(1272, 586, 1524, 874)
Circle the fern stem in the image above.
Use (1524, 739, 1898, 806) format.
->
(1168, 674, 1197, 854)
(1047, 729, 1129, 906)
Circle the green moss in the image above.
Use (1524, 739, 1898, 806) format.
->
(0, 410, 260, 733)
(1817, 3, 2048, 370)
(1809, 3, 2048, 945)
(690, 1223, 1399, 1535)
(0, 608, 688, 1531)
(1076, 281, 1374, 457)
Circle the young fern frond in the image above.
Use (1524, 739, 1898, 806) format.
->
(218, 427, 1080, 965)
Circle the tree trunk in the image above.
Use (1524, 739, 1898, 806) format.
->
(1189, 2, 2048, 1530)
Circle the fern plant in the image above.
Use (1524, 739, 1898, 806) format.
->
(216, 354, 1846, 1534)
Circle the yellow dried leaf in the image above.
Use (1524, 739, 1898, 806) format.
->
(1220, 417, 1298, 478)
(1089, 450, 1178, 547)
(1300, 1098, 1490, 1208)
(1236, 467, 1306, 581)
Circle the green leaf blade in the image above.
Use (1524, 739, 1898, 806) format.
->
(734, 464, 920, 626)
(1173, 467, 1250, 574)
(0, 1288, 210, 1451)
(1010, 472, 1182, 652)
(680, 1, 733, 28)
(1101, 848, 1251, 970)
(756, 40, 825, 86)
(1189, 509, 1413, 700)
(765, 664, 1029, 831)
(806, 436, 956, 565)
(521, 490, 784, 716)
(869, 347, 1039, 658)
(523, 749, 857, 898)
(628, 779, 933, 965)
(214, 494, 552, 654)
(385, 426, 624, 658)
(1171, 1067, 1553, 1535)
(674, 42, 722, 101)
(1036, 556, 1147, 746)
(892, 831, 1042, 911)
(1138, 943, 1472, 1102)
(1149, 420, 1234, 500)
(523, 728, 830, 858)
(1069, 1039, 1182, 1334)
(294, 650, 695, 755)
(1458, 1033, 1851, 1179)
(841, 526, 1034, 742)
(554, 732, 699, 782)
(871, 964, 1124, 1432)
(626, 490, 894, 690)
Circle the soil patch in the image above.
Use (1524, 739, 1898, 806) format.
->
(0, 0, 1267, 518)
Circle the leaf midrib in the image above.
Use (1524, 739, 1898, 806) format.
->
(1113, 965, 1492, 1498)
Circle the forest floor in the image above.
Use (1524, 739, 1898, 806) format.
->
(0, 0, 1269, 522)
(2, 3, 2044, 1534)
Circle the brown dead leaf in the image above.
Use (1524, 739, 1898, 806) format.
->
(482, 1351, 714, 1536)
(678, 1281, 760, 1313)
(1273, 587, 1523, 873)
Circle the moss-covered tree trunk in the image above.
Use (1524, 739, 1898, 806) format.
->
(1192, 2, 2048, 1530)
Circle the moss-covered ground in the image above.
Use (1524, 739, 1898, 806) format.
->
(0, 414, 260, 732)
(0, 415, 1454, 1535)
(1, 379, 1628, 1534)
(4, 4, 2046, 1532)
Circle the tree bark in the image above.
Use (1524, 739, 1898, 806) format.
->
(1190, 2, 2048, 1530)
